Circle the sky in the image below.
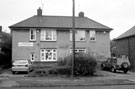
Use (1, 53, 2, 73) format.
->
(0, 0, 135, 39)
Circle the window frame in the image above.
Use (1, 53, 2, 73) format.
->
(30, 53, 35, 62)
(70, 30, 86, 41)
(29, 29, 36, 41)
(89, 30, 96, 41)
(40, 29, 57, 41)
(40, 49, 57, 62)
(70, 49, 86, 53)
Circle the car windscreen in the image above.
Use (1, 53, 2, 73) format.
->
(13, 60, 28, 64)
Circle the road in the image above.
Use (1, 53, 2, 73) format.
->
(1, 70, 135, 88)
(2, 85, 135, 89)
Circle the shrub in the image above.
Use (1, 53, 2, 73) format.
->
(28, 61, 71, 77)
(54, 66, 71, 75)
(74, 53, 97, 76)
(28, 66, 71, 77)
(28, 69, 45, 77)
(29, 53, 97, 77)
(58, 56, 72, 66)
(58, 53, 97, 76)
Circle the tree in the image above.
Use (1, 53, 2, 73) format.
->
(0, 32, 12, 68)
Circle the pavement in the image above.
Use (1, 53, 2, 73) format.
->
(0, 69, 135, 88)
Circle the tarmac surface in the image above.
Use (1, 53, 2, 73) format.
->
(0, 69, 135, 88)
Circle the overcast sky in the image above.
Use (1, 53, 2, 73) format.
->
(0, 0, 135, 39)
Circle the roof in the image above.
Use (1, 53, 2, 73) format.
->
(9, 15, 113, 30)
(116, 26, 135, 40)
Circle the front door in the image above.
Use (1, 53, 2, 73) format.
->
(30, 52, 35, 62)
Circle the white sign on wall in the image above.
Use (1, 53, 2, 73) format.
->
(18, 42, 33, 47)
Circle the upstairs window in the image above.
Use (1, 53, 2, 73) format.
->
(89, 30, 96, 41)
(30, 29, 36, 41)
(70, 30, 85, 41)
(41, 29, 57, 41)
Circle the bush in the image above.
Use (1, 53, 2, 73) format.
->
(0, 54, 12, 69)
(28, 66, 71, 77)
(58, 56, 72, 66)
(58, 53, 97, 76)
(28, 69, 47, 77)
(29, 53, 97, 77)
(74, 53, 97, 76)
(28, 61, 71, 77)
(54, 66, 71, 75)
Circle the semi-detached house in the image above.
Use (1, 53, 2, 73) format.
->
(9, 8, 113, 63)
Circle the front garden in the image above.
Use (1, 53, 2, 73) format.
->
(28, 53, 97, 77)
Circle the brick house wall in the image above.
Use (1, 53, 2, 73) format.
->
(12, 28, 110, 62)
(96, 31, 111, 61)
(115, 36, 135, 69)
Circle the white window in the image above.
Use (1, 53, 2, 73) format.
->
(30, 29, 36, 41)
(89, 30, 96, 41)
(30, 53, 35, 62)
(41, 29, 57, 41)
(40, 49, 57, 61)
(70, 30, 85, 41)
(70, 49, 86, 53)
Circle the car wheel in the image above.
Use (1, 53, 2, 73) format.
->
(111, 67, 116, 73)
(123, 69, 128, 73)
(101, 63, 105, 70)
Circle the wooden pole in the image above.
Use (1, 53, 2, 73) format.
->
(72, 0, 75, 77)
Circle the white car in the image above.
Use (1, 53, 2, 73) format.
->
(12, 59, 31, 74)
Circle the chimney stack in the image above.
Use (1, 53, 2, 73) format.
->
(37, 7, 42, 16)
(78, 12, 84, 17)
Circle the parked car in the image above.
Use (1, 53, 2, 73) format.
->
(12, 59, 32, 74)
(101, 57, 130, 73)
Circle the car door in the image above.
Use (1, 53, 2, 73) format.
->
(105, 59, 112, 68)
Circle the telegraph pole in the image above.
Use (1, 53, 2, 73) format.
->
(72, 0, 75, 77)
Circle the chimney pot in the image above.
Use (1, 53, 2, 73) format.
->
(78, 12, 84, 17)
(37, 7, 42, 16)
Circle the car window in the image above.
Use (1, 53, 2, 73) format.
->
(107, 59, 111, 62)
(109, 58, 117, 63)
(14, 60, 28, 64)
(114, 59, 117, 63)
(110, 59, 113, 63)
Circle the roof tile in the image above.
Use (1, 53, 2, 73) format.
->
(9, 15, 112, 30)
(116, 26, 135, 40)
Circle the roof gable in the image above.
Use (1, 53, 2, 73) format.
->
(116, 26, 135, 40)
(9, 15, 112, 30)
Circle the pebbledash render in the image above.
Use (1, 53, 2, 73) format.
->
(9, 8, 113, 62)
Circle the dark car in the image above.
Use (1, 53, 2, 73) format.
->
(101, 57, 130, 73)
